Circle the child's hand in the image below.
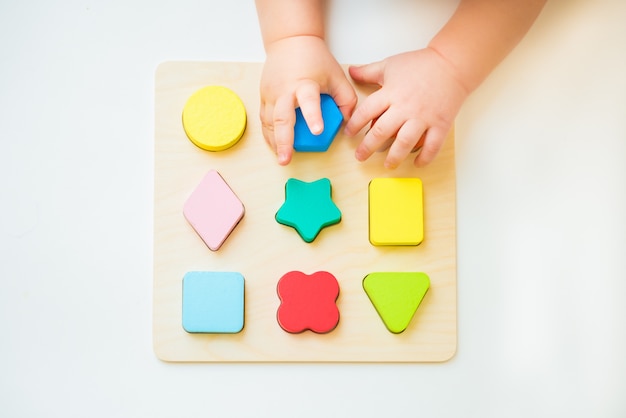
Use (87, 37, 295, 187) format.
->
(344, 48, 469, 168)
(259, 35, 357, 165)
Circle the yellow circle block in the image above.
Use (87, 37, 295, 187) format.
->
(182, 86, 247, 151)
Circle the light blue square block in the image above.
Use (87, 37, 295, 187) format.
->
(182, 271, 245, 334)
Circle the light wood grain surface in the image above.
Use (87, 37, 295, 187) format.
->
(153, 61, 457, 362)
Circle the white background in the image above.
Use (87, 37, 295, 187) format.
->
(1, 1, 625, 417)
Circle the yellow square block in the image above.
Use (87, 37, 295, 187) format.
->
(368, 178, 424, 246)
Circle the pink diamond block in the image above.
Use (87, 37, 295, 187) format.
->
(183, 170, 245, 251)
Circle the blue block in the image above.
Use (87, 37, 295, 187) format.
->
(182, 271, 245, 333)
(293, 94, 343, 152)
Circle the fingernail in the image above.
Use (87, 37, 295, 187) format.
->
(310, 123, 323, 134)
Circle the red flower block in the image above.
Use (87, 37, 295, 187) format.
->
(276, 271, 340, 334)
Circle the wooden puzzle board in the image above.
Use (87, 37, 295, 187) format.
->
(153, 61, 457, 362)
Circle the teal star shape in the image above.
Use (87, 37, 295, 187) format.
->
(275, 178, 342, 243)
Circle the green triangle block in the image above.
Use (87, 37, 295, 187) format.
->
(363, 272, 430, 334)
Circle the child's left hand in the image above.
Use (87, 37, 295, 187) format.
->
(344, 48, 469, 168)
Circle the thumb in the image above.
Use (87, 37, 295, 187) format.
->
(349, 61, 385, 86)
(330, 82, 358, 121)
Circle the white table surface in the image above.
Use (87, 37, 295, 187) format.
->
(1, 1, 625, 417)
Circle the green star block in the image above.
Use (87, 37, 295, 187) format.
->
(275, 178, 342, 243)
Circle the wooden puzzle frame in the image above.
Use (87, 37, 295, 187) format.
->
(153, 61, 457, 362)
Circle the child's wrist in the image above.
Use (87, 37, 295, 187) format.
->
(264, 34, 326, 53)
(424, 45, 474, 96)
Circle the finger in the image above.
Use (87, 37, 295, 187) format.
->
(330, 81, 358, 121)
(376, 137, 395, 152)
(355, 111, 402, 162)
(259, 101, 276, 151)
(368, 117, 394, 152)
(411, 132, 426, 154)
(273, 95, 296, 165)
(414, 126, 448, 167)
(261, 124, 275, 150)
(384, 118, 427, 169)
(344, 89, 387, 136)
(295, 82, 323, 135)
(348, 61, 385, 86)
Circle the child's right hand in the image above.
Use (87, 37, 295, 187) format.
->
(259, 35, 357, 165)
